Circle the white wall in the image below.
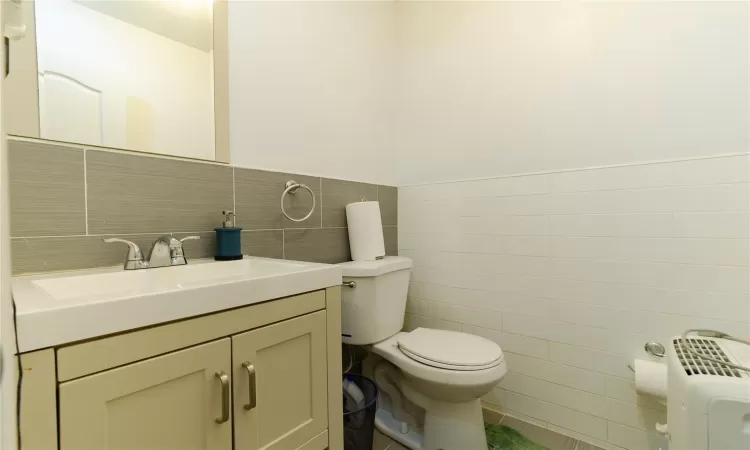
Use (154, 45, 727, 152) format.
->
(228, 1, 397, 185)
(395, 1, 749, 185)
(35, 0, 215, 160)
(396, 2, 749, 449)
(400, 156, 750, 449)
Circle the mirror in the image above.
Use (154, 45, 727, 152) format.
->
(9, 0, 228, 162)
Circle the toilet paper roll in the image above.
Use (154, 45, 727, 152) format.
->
(346, 201, 386, 261)
(634, 359, 668, 399)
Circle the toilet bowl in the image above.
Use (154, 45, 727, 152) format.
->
(374, 330, 507, 402)
(339, 257, 507, 450)
(370, 330, 507, 450)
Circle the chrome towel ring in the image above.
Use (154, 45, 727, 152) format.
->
(281, 180, 316, 222)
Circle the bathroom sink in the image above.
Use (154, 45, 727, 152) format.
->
(32, 258, 311, 303)
(13, 257, 342, 352)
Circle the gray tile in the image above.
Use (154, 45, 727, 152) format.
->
(373, 430, 392, 450)
(284, 228, 350, 264)
(575, 441, 605, 450)
(86, 151, 233, 234)
(383, 227, 398, 256)
(9, 139, 86, 237)
(11, 232, 214, 275)
(500, 416, 577, 450)
(321, 178, 377, 228)
(378, 185, 398, 226)
(234, 168, 321, 230)
(482, 406, 505, 425)
(241, 230, 283, 259)
(12, 236, 123, 274)
(178, 232, 217, 260)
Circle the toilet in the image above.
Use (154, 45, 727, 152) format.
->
(339, 256, 507, 450)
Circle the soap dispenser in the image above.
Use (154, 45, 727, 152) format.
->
(214, 210, 243, 261)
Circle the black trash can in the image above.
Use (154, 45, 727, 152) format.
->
(343, 374, 379, 450)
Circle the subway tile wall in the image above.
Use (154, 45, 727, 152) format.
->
(399, 154, 750, 450)
(9, 138, 397, 274)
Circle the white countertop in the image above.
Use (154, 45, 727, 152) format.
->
(13, 256, 342, 352)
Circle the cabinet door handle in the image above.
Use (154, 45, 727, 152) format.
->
(215, 371, 230, 424)
(242, 362, 256, 410)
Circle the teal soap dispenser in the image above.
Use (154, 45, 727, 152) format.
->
(215, 210, 243, 261)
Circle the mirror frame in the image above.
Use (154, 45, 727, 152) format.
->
(6, 0, 230, 164)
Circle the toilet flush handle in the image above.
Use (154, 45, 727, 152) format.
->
(342, 281, 356, 288)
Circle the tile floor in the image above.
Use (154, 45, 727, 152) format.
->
(373, 428, 409, 450)
(372, 408, 605, 450)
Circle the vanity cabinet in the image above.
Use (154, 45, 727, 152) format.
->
(19, 288, 343, 450)
(233, 312, 328, 450)
(59, 339, 233, 450)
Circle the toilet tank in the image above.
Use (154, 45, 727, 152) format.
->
(339, 257, 412, 345)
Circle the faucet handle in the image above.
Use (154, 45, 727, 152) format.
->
(170, 236, 201, 265)
(103, 238, 148, 270)
(103, 238, 144, 259)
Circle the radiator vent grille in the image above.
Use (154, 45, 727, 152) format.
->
(673, 338, 744, 378)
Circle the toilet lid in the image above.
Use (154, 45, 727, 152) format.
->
(397, 328, 504, 371)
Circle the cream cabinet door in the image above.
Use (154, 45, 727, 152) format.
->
(59, 338, 233, 450)
(233, 311, 329, 450)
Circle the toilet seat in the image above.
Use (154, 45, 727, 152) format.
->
(397, 328, 504, 371)
(372, 331, 507, 390)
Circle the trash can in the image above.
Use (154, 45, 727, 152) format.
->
(343, 374, 379, 450)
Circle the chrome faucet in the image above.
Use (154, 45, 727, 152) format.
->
(102, 238, 149, 270)
(104, 234, 201, 270)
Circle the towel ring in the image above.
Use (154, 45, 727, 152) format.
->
(281, 180, 316, 223)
